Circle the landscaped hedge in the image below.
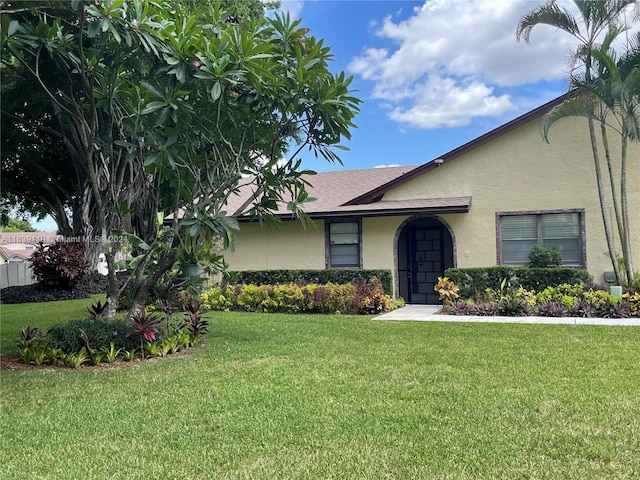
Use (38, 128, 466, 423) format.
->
(444, 266, 593, 300)
(228, 269, 393, 295)
(200, 279, 403, 314)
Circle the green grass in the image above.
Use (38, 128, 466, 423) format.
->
(2, 301, 640, 479)
(1, 295, 106, 354)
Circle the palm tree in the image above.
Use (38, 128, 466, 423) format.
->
(542, 36, 640, 284)
(516, 0, 635, 283)
(589, 32, 639, 284)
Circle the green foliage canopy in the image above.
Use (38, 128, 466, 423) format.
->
(0, 0, 360, 318)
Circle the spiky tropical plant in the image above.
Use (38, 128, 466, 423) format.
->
(101, 342, 122, 363)
(127, 309, 162, 358)
(122, 349, 137, 362)
(181, 298, 210, 338)
(63, 347, 89, 368)
(15, 326, 40, 349)
(87, 300, 108, 321)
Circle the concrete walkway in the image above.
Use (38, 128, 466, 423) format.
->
(373, 304, 640, 326)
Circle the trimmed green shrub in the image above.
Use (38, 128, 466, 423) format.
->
(45, 319, 138, 353)
(445, 266, 592, 300)
(527, 245, 562, 268)
(229, 269, 393, 295)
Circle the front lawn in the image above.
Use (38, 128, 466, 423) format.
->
(0, 295, 106, 354)
(2, 301, 640, 479)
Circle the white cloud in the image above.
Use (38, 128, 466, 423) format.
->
(277, 0, 304, 20)
(388, 75, 513, 129)
(348, 0, 638, 130)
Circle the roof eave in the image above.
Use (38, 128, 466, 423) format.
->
(312, 205, 470, 218)
(235, 205, 470, 222)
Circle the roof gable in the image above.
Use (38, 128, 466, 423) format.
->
(220, 91, 577, 220)
(344, 90, 579, 206)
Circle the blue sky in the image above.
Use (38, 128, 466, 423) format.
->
(279, 0, 639, 172)
(32, 0, 639, 231)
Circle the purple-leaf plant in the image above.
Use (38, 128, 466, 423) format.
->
(127, 309, 162, 358)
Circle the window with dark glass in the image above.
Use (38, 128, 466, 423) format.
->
(499, 211, 582, 266)
(328, 221, 360, 267)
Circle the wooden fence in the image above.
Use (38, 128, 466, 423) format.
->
(0, 262, 36, 289)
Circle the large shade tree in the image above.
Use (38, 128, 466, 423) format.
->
(516, 0, 636, 283)
(0, 0, 279, 239)
(1, 0, 360, 319)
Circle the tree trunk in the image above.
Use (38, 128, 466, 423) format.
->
(125, 249, 178, 322)
(101, 238, 122, 322)
(599, 121, 624, 246)
(620, 135, 634, 285)
(586, 113, 620, 283)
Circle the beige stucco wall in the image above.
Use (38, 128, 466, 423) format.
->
(225, 219, 326, 270)
(361, 216, 407, 270)
(383, 116, 639, 283)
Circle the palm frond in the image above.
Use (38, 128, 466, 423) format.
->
(543, 96, 599, 141)
(575, 0, 637, 35)
(516, 1, 580, 43)
(618, 31, 640, 78)
(600, 23, 628, 52)
(619, 68, 640, 140)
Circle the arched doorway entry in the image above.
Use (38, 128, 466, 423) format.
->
(397, 217, 455, 304)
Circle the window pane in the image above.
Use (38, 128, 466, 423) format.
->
(542, 213, 579, 239)
(331, 232, 359, 245)
(501, 216, 537, 240)
(545, 238, 580, 264)
(330, 223, 358, 235)
(542, 213, 580, 264)
(502, 239, 537, 265)
(328, 222, 360, 267)
(331, 244, 358, 256)
(500, 212, 582, 266)
(330, 244, 359, 266)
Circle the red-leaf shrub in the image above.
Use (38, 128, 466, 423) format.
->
(30, 241, 90, 289)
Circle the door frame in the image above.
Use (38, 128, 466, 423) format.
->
(394, 216, 456, 304)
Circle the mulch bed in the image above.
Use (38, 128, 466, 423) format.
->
(0, 272, 126, 304)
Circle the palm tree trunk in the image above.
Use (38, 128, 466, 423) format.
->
(620, 135, 635, 284)
(586, 113, 621, 283)
(599, 121, 625, 247)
